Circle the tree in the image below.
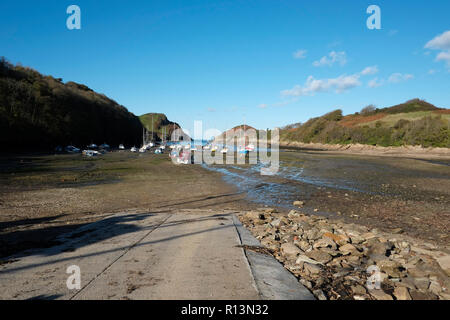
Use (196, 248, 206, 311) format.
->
(361, 104, 376, 115)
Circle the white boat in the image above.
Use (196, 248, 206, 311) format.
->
(130, 146, 138, 152)
(82, 150, 100, 157)
(139, 147, 146, 153)
(119, 144, 125, 150)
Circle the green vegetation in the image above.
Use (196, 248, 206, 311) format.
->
(139, 113, 183, 141)
(281, 100, 450, 148)
(0, 58, 143, 151)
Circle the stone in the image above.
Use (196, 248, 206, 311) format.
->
(304, 262, 322, 275)
(413, 277, 430, 291)
(305, 229, 322, 241)
(323, 232, 349, 246)
(409, 290, 439, 300)
(296, 254, 322, 265)
(293, 201, 305, 207)
(353, 295, 366, 300)
(351, 284, 367, 295)
(436, 255, 450, 276)
(245, 211, 262, 220)
(306, 250, 333, 264)
(377, 260, 403, 278)
(296, 240, 311, 252)
(313, 237, 337, 250)
(429, 280, 442, 295)
(369, 289, 393, 300)
(361, 232, 377, 240)
(288, 210, 299, 218)
(339, 243, 358, 255)
(299, 278, 312, 289)
(393, 287, 412, 300)
(280, 243, 302, 259)
(313, 289, 327, 300)
(391, 228, 404, 234)
(271, 219, 285, 228)
(264, 208, 277, 214)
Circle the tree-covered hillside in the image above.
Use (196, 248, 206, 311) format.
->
(281, 99, 450, 148)
(0, 58, 143, 151)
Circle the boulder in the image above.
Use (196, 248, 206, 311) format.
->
(313, 237, 337, 250)
(339, 243, 358, 255)
(436, 255, 450, 276)
(293, 200, 305, 207)
(369, 289, 393, 300)
(306, 250, 333, 264)
(323, 232, 349, 246)
(393, 287, 412, 300)
(296, 254, 322, 265)
(280, 243, 302, 259)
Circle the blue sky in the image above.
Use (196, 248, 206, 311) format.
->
(1, 0, 449, 136)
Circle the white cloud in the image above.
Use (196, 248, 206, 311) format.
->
(428, 69, 437, 75)
(425, 31, 450, 50)
(425, 30, 450, 69)
(313, 51, 347, 67)
(436, 51, 450, 66)
(258, 104, 268, 109)
(293, 49, 307, 59)
(388, 73, 414, 83)
(368, 78, 383, 88)
(207, 107, 216, 112)
(361, 66, 379, 76)
(281, 73, 361, 97)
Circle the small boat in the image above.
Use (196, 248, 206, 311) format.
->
(65, 146, 80, 153)
(119, 144, 125, 150)
(155, 148, 162, 154)
(130, 146, 138, 152)
(88, 143, 98, 149)
(82, 150, 100, 157)
(139, 147, 146, 153)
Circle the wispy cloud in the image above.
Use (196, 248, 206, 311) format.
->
(207, 107, 216, 112)
(388, 73, 414, 83)
(361, 66, 379, 76)
(293, 49, 307, 59)
(425, 30, 450, 69)
(281, 73, 361, 97)
(368, 78, 384, 88)
(313, 51, 347, 67)
(425, 30, 450, 50)
(257, 104, 268, 109)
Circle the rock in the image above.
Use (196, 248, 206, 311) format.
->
(271, 219, 285, 228)
(296, 240, 311, 252)
(313, 237, 337, 250)
(353, 295, 366, 300)
(293, 201, 305, 207)
(429, 280, 442, 295)
(351, 284, 367, 295)
(377, 260, 403, 278)
(369, 289, 393, 300)
(409, 290, 439, 300)
(436, 255, 450, 276)
(305, 229, 322, 241)
(304, 262, 322, 275)
(393, 287, 412, 300)
(299, 278, 313, 289)
(368, 242, 392, 256)
(245, 211, 262, 220)
(313, 289, 327, 300)
(391, 228, 404, 234)
(339, 243, 358, 255)
(296, 254, 322, 265)
(413, 277, 430, 291)
(323, 232, 349, 246)
(264, 208, 277, 214)
(306, 250, 333, 264)
(361, 232, 377, 240)
(288, 210, 299, 218)
(280, 243, 302, 259)
(313, 208, 319, 212)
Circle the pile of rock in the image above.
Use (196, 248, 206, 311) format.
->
(239, 208, 449, 300)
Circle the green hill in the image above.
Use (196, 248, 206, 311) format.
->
(281, 99, 450, 148)
(0, 57, 143, 150)
(139, 113, 186, 142)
